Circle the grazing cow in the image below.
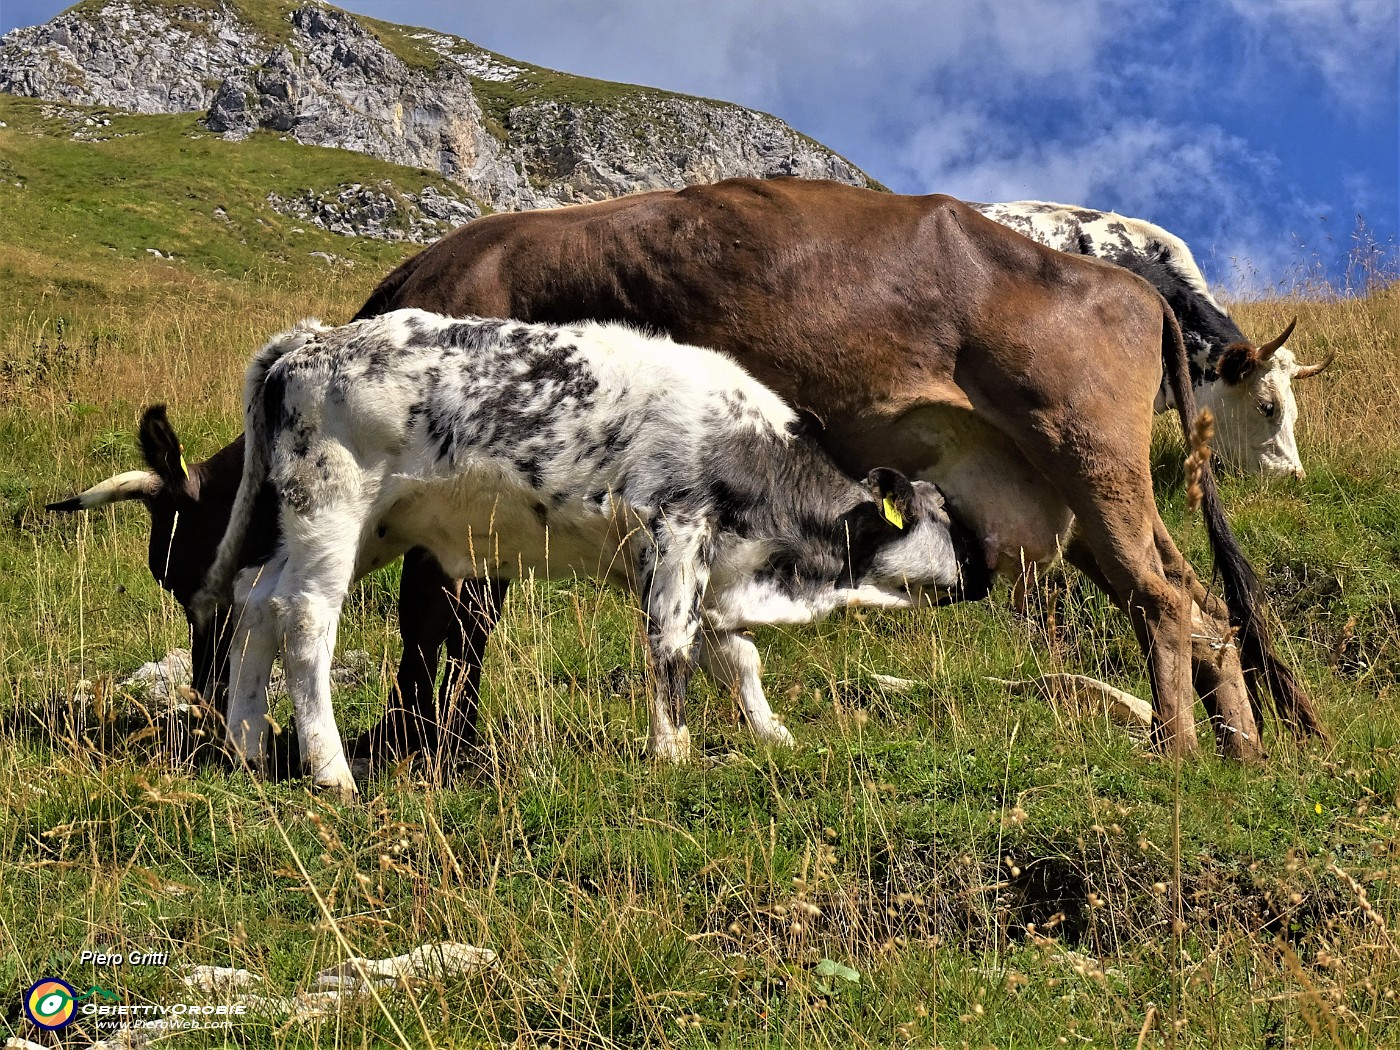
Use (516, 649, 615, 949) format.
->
(971, 200, 1333, 478)
(195, 310, 986, 796)
(51, 178, 1324, 773)
(45, 410, 264, 707)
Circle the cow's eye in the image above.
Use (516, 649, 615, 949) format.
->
(1259, 400, 1276, 419)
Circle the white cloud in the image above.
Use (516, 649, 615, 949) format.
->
(901, 114, 1207, 210)
(892, 111, 1335, 294)
(340, 0, 1151, 199)
(1225, 0, 1400, 110)
(344, 0, 1136, 125)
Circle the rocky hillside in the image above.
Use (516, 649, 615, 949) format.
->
(0, 0, 871, 219)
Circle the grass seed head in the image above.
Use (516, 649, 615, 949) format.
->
(1185, 407, 1216, 512)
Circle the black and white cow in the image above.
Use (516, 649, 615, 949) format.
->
(197, 309, 987, 796)
(971, 201, 1333, 479)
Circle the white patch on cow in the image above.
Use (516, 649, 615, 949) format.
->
(975, 200, 1220, 309)
(356, 473, 642, 584)
(704, 572, 915, 631)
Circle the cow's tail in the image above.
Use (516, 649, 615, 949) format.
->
(193, 321, 323, 626)
(1160, 308, 1326, 740)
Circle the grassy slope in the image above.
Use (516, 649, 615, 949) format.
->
(68, 0, 322, 45)
(0, 97, 1398, 1048)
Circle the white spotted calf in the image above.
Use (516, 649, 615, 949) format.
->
(198, 309, 986, 796)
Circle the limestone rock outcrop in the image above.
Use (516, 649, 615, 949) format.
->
(0, 1, 871, 227)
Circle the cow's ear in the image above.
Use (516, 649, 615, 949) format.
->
(788, 407, 827, 441)
(864, 467, 917, 530)
(1218, 343, 1258, 385)
(138, 404, 190, 488)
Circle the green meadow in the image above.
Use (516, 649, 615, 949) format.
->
(1, 93, 1398, 1048)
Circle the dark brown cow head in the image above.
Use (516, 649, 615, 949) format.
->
(47, 406, 250, 703)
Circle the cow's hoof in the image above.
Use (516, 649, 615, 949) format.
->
(649, 726, 691, 763)
(319, 782, 359, 803)
(223, 746, 268, 780)
(347, 724, 415, 762)
(305, 749, 359, 800)
(1215, 723, 1266, 764)
(760, 723, 796, 748)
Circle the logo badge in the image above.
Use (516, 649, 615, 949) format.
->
(24, 977, 79, 1031)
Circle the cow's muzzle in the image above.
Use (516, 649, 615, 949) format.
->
(941, 517, 993, 604)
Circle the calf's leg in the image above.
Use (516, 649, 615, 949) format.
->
(225, 558, 284, 775)
(274, 516, 361, 799)
(696, 631, 795, 747)
(640, 516, 713, 762)
(277, 591, 354, 797)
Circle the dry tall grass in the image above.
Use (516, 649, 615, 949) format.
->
(3, 257, 374, 424)
(1234, 283, 1400, 469)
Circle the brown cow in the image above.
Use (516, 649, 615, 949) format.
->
(52, 177, 1323, 765)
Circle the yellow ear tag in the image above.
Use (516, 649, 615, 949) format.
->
(178, 448, 189, 478)
(880, 495, 905, 530)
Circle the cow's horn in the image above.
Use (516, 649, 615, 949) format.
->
(46, 470, 158, 512)
(1293, 350, 1335, 380)
(1257, 316, 1298, 359)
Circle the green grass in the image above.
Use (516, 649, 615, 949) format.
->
(1, 102, 1398, 1047)
(351, 14, 449, 74)
(0, 94, 462, 283)
(70, 0, 303, 46)
(468, 63, 682, 133)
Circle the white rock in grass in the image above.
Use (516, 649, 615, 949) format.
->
(117, 647, 374, 707)
(119, 647, 192, 702)
(316, 942, 498, 990)
(146, 944, 495, 1030)
(239, 990, 346, 1022)
(91, 1026, 161, 1049)
(871, 673, 923, 692)
(331, 648, 378, 687)
(7, 1038, 52, 1050)
(990, 673, 1153, 727)
(180, 964, 262, 992)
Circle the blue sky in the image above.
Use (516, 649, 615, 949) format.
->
(4, 0, 1397, 294)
